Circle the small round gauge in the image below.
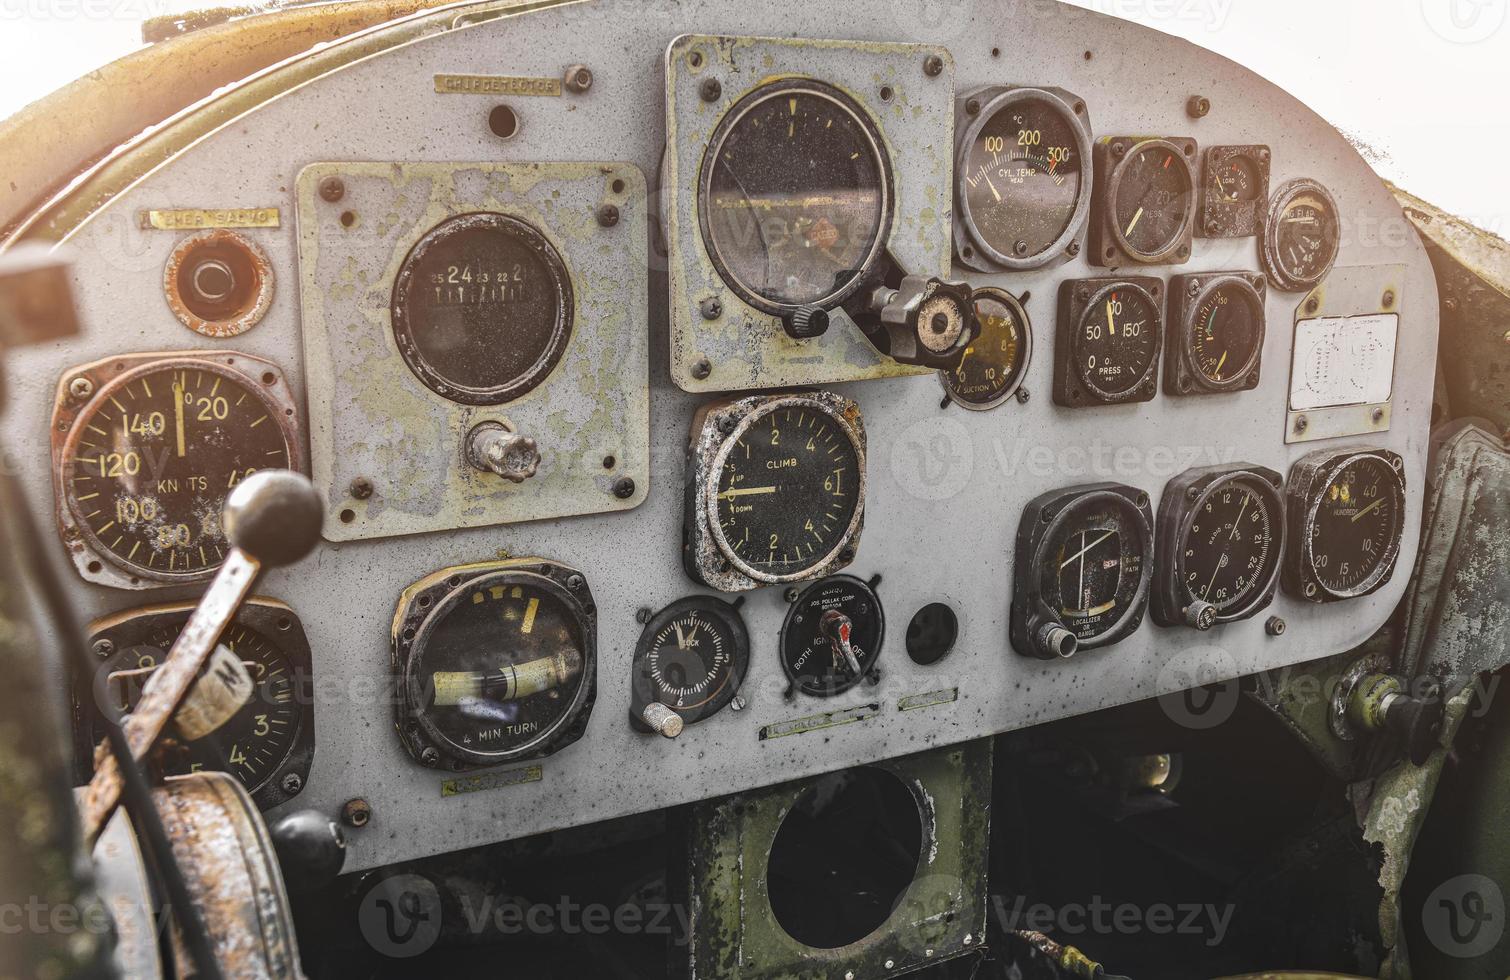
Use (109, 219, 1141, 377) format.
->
(699, 78, 893, 314)
(631, 595, 751, 728)
(397, 564, 595, 768)
(1108, 139, 1196, 261)
(1263, 179, 1341, 292)
(1290, 451, 1405, 601)
(1185, 277, 1265, 390)
(957, 89, 1090, 269)
(1073, 281, 1162, 401)
(56, 355, 299, 585)
(391, 212, 574, 405)
(1166, 469, 1284, 626)
(778, 575, 884, 697)
(707, 395, 865, 584)
(941, 288, 1032, 410)
(1208, 155, 1261, 204)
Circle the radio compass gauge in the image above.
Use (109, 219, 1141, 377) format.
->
(51, 352, 302, 589)
(393, 559, 596, 770)
(685, 391, 866, 593)
(941, 287, 1032, 410)
(1153, 465, 1285, 630)
(1263, 178, 1341, 292)
(1054, 277, 1163, 406)
(1284, 449, 1405, 603)
(779, 574, 885, 698)
(1090, 136, 1198, 267)
(1165, 272, 1267, 395)
(630, 595, 751, 737)
(954, 86, 1092, 272)
(1011, 483, 1154, 659)
(73, 599, 314, 810)
(699, 78, 893, 316)
(1199, 145, 1270, 238)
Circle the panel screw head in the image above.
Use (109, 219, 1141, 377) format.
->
(1265, 616, 1287, 637)
(1382, 289, 1396, 309)
(1066, 240, 1081, 257)
(281, 773, 304, 794)
(612, 477, 635, 499)
(93, 638, 115, 659)
(965, 97, 981, 116)
(419, 747, 440, 767)
(341, 798, 372, 828)
(1188, 279, 1202, 296)
(1187, 95, 1212, 118)
(690, 357, 712, 380)
(566, 574, 585, 591)
(349, 476, 374, 500)
(699, 297, 723, 320)
(1371, 408, 1385, 423)
(1305, 295, 1321, 314)
(1206, 218, 1220, 234)
(1295, 415, 1309, 433)
(784, 587, 800, 603)
(318, 176, 345, 203)
(563, 64, 593, 93)
(1014, 387, 1030, 404)
(635, 607, 653, 624)
(1014, 240, 1030, 256)
(1112, 141, 1127, 158)
(68, 376, 94, 401)
(597, 204, 620, 228)
(700, 78, 722, 102)
(729, 695, 746, 712)
(923, 54, 944, 77)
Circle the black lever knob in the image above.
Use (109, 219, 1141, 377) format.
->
(864, 275, 980, 368)
(270, 810, 347, 894)
(223, 470, 324, 567)
(1382, 683, 1445, 767)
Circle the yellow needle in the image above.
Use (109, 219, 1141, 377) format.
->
(172, 380, 186, 458)
(1125, 206, 1145, 236)
(1214, 351, 1228, 378)
(717, 486, 777, 500)
(1351, 498, 1385, 523)
(984, 173, 1002, 203)
(1106, 299, 1117, 336)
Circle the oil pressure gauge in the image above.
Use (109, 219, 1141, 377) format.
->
(393, 558, 596, 769)
(684, 391, 866, 593)
(1054, 277, 1164, 406)
(1165, 272, 1267, 395)
(1284, 449, 1405, 603)
(779, 574, 885, 698)
(630, 595, 751, 736)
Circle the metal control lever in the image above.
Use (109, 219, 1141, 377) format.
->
(819, 609, 863, 676)
(1344, 672, 1446, 766)
(467, 420, 540, 483)
(78, 470, 323, 840)
(842, 273, 980, 368)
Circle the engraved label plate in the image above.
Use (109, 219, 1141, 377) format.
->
(1290, 313, 1399, 410)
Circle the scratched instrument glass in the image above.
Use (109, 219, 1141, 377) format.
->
(1189, 279, 1264, 387)
(1043, 496, 1147, 642)
(1179, 474, 1279, 615)
(1307, 455, 1402, 597)
(1111, 141, 1195, 259)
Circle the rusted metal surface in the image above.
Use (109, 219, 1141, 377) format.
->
(162, 229, 276, 338)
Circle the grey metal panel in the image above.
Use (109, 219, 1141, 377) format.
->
(8, 0, 1438, 873)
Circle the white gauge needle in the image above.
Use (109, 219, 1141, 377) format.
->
(1060, 530, 1116, 570)
(1351, 498, 1385, 523)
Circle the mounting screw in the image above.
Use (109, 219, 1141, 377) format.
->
(699, 77, 722, 102)
(1014, 240, 1030, 257)
(635, 607, 653, 624)
(784, 587, 800, 603)
(1186, 94, 1212, 118)
(1206, 218, 1220, 234)
(1382, 289, 1396, 309)
(699, 297, 722, 320)
(1305, 295, 1321, 315)
(1188, 278, 1202, 297)
(318, 176, 345, 203)
(563, 64, 593, 93)
(341, 798, 372, 828)
(93, 638, 115, 659)
(419, 747, 440, 768)
(1112, 141, 1127, 158)
(1014, 387, 1030, 405)
(349, 476, 374, 500)
(690, 357, 712, 380)
(729, 695, 746, 712)
(1066, 240, 1080, 257)
(281, 773, 303, 795)
(1294, 415, 1309, 434)
(68, 376, 94, 401)
(612, 477, 636, 499)
(596, 204, 620, 228)
(1265, 616, 1287, 637)
(965, 97, 981, 116)
(566, 574, 585, 591)
(1371, 407, 1385, 424)
(923, 53, 944, 77)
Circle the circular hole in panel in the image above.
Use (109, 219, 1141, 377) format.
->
(489, 104, 519, 139)
(906, 602, 958, 666)
(767, 767, 923, 949)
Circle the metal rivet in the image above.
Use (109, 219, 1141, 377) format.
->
(1371, 408, 1385, 424)
(691, 358, 712, 380)
(923, 54, 944, 77)
(349, 477, 374, 500)
(341, 798, 372, 828)
(1187, 94, 1211, 118)
(1265, 616, 1286, 637)
(318, 176, 345, 203)
(1294, 415, 1309, 433)
(597, 204, 620, 228)
(563, 64, 593, 93)
(699, 297, 723, 320)
(612, 477, 635, 499)
(68, 376, 94, 401)
(1382, 289, 1396, 309)
(700, 78, 721, 102)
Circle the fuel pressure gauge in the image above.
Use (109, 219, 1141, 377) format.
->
(630, 595, 751, 736)
(779, 574, 885, 698)
(1090, 136, 1198, 267)
(1284, 449, 1405, 603)
(393, 558, 596, 769)
(1054, 277, 1164, 406)
(1165, 272, 1267, 395)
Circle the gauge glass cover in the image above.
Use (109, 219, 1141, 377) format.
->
(1189, 280, 1263, 387)
(1307, 456, 1403, 597)
(1112, 142, 1195, 258)
(1042, 496, 1148, 643)
(1265, 180, 1341, 291)
(1179, 476, 1281, 615)
(1075, 283, 1161, 399)
(633, 596, 750, 726)
(943, 288, 1031, 409)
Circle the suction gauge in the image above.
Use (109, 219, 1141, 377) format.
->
(941, 287, 1032, 410)
(1284, 449, 1405, 603)
(779, 574, 884, 698)
(630, 595, 751, 734)
(1263, 179, 1340, 292)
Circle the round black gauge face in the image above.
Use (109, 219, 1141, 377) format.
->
(88, 621, 303, 795)
(1307, 456, 1403, 597)
(1180, 477, 1280, 615)
(1042, 497, 1148, 642)
(700, 80, 891, 312)
(633, 597, 750, 725)
(62, 362, 294, 580)
(778, 575, 884, 697)
(391, 213, 573, 405)
(1112, 142, 1194, 258)
(1209, 155, 1260, 203)
(960, 95, 1084, 264)
(711, 401, 863, 581)
(1188, 280, 1263, 387)
(407, 572, 590, 763)
(943, 288, 1030, 409)
(1267, 184, 1340, 290)
(1075, 284, 1160, 399)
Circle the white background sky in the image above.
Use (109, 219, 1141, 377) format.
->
(0, 0, 1505, 231)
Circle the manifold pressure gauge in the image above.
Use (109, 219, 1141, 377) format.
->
(1053, 277, 1164, 407)
(684, 391, 866, 593)
(630, 595, 751, 737)
(1262, 178, 1341, 292)
(953, 86, 1092, 272)
(1152, 465, 1285, 630)
(51, 352, 302, 589)
(1089, 136, 1198, 268)
(393, 558, 596, 770)
(1283, 449, 1405, 603)
(73, 599, 315, 810)
(779, 574, 884, 698)
(941, 287, 1033, 410)
(1011, 483, 1153, 659)
(1164, 272, 1267, 395)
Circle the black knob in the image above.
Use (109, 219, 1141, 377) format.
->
(1383, 685, 1445, 767)
(223, 470, 324, 567)
(270, 810, 346, 893)
(782, 305, 830, 340)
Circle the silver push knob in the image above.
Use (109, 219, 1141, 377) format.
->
(641, 702, 684, 739)
(466, 421, 540, 483)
